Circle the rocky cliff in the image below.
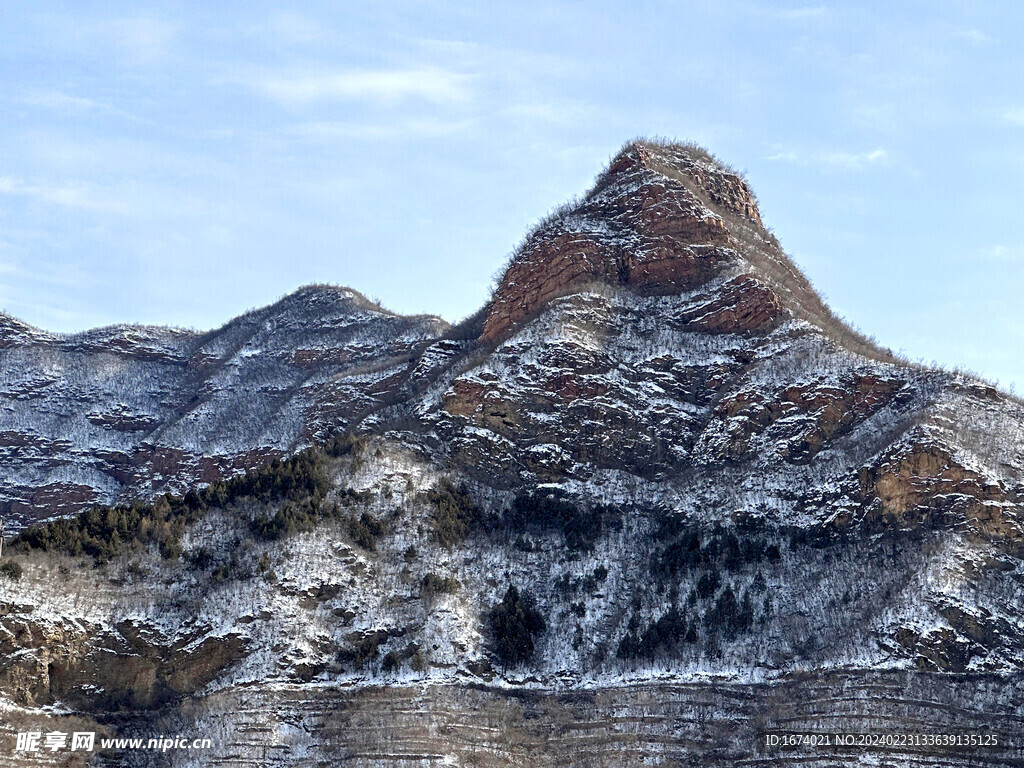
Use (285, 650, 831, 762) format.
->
(1, 139, 1023, 767)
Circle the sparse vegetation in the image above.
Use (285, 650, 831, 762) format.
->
(420, 572, 459, 599)
(426, 478, 480, 547)
(251, 501, 324, 541)
(0, 559, 22, 581)
(703, 584, 755, 641)
(409, 649, 428, 672)
(695, 571, 721, 600)
(442, 306, 488, 342)
(617, 607, 695, 660)
(382, 643, 420, 673)
(506, 489, 614, 551)
(348, 512, 386, 551)
(14, 436, 367, 564)
(342, 632, 383, 669)
(619, 574, 759, 661)
(15, 498, 197, 564)
(583, 565, 609, 593)
(654, 519, 779, 582)
(615, 513, 788, 661)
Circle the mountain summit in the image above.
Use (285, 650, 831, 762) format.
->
(485, 140, 768, 340)
(484, 140, 852, 348)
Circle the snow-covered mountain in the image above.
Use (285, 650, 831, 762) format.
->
(1, 139, 1023, 766)
(0, 287, 447, 525)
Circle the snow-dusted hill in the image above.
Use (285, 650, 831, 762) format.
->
(0, 287, 447, 525)
(1, 139, 1023, 766)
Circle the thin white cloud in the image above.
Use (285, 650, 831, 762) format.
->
(251, 68, 472, 106)
(0, 297, 99, 330)
(23, 13, 176, 66)
(415, 38, 574, 79)
(22, 92, 101, 111)
(760, 6, 828, 20)
(249, 13, 327, 45)
(767, 147, 889, 170)
(826, 148, 888, 167)
(500, 100, 596, 127)
(954, 28, 991, 45)
(0, 176, 128, 213)
(20, 90, 145, 123)
(1004, 107, 1024, 126)
(291, 117, 476, 141)
(101, 17, 176, 64)
(979, 245, 1021, 262)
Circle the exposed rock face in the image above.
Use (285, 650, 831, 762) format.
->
(0, 612, 246, 712)
(137, 673, 1024, 766)
(480, 143, 771, 342)
(859, 440, 1022, 544)
(1, 139, 1024, 766)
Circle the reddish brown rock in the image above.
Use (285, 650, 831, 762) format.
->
(674, 276, 784, 333)
(708, 374, 905, 464)
(480, 142, 761, 342)
(858, 442, 1021, 541)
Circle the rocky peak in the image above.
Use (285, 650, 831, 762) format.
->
(262, 284, 393, 318)
(603, 139, 763, 224)
(0, 313, 50, 349)
(481, 140, 774, 342)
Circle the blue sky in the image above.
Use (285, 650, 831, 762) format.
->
(1, 1, 1022, 389)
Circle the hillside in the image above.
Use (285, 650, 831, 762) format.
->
(1, 139, 1023, 766)
(0, 287, 447, 525)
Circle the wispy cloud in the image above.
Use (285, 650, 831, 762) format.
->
(250, 68, 473, 106)
(978, 244, 1021, 262)
(19, 90, 145, 123)
(16, 13, 177, 69)
(499, 100, 596, 127)
(953, 28, 991, 45)
(1004, 107, 1024, 126)
(290, 117, 476, 141)
(22, 91, 102, 112)
(100, 17, 176, 64)
(247, 13, 328, 45)
(760, 6, 828, 20)
(0, 176, 127, 213)
(767, 147, 889, 170)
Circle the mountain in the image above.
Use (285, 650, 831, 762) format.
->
(1, 139, 1023, 767)
(0, 287, 447, 525)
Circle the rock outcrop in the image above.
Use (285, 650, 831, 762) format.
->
(480, 142, 774, 342)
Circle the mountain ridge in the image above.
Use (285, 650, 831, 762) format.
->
(2, 138, 1024, 766)
(0, 139, 1016, 526)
